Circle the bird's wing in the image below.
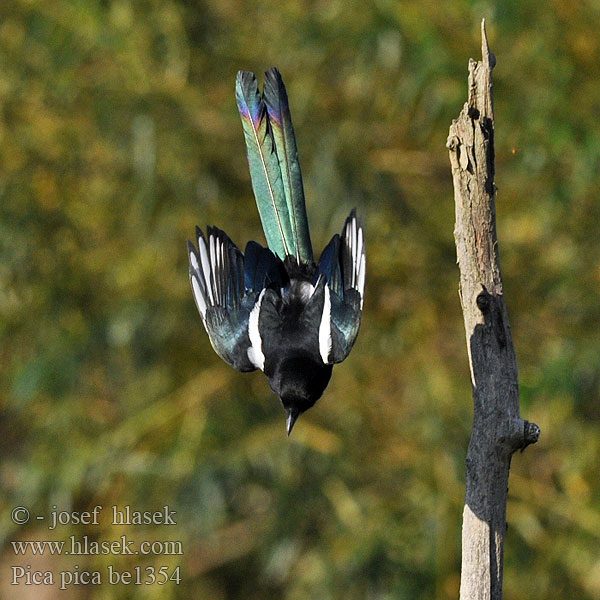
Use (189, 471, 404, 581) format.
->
(317, 210, 365, 364)
(188, 227, 285, 372)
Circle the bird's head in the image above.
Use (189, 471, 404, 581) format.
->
(268, 355, 333, 435)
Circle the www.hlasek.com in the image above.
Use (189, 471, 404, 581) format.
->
(9, 505, 183, 590)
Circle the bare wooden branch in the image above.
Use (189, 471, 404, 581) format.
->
(447, 20, 540, 600)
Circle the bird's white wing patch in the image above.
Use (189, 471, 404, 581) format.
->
(189, 249, 199, 271)
(191, 274, 207, 320)
(357, 252, 366, 308)
(344, 213, 366, 309)
(318, 284, 332, 364)
(197, 233, 214, 305)
(209, 234, 218, 302)
(194, 230, 232, 309)
(247, 289, 266, 370)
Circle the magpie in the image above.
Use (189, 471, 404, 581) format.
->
(187, 68, 365, 435)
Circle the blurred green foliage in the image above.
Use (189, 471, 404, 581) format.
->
(1, 0, 599, 598)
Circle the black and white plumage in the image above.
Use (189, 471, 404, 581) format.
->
(188, 68, 365, 435)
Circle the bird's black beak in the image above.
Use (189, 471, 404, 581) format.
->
(285, 407, 300, 436)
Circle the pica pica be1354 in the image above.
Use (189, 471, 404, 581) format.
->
(187, 68, 365, 435)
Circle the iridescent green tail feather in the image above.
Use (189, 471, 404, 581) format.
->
(235, 69, 313, 263)
(263, 67, 313, 263)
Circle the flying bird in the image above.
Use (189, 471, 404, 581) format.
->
(187, 68, 365, 435)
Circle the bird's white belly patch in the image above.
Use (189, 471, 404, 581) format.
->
(247, 289, 266, 370)
(318, 285, 332, 364)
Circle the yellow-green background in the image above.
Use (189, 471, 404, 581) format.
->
(1, 0, 599, 598)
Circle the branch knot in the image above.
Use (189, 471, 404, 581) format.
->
(476, 287, 491, 313)
(521, 421, 541, 451)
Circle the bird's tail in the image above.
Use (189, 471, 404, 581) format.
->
(235, 68, 313, 264)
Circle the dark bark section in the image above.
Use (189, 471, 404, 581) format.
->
(446, 21, 540, 600)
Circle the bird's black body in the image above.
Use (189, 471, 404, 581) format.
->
(188, 68, 365, 434)
(259, 259, 334, 430)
